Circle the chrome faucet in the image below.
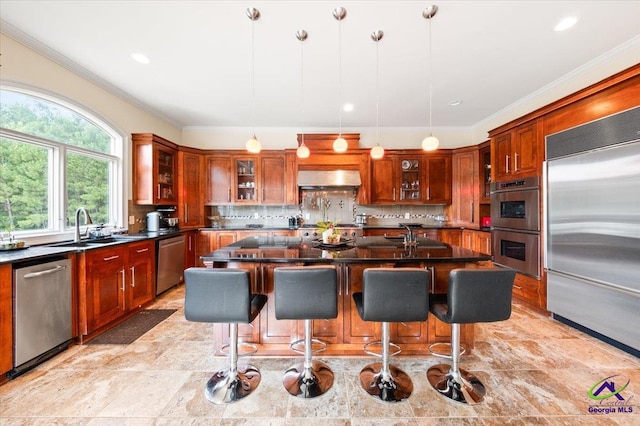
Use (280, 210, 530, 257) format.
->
(74, 207, 93, 242)
(403, 224, 414, 244)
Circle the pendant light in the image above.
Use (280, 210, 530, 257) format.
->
(246, 7, 261, 154)
(296, 29, 310, 159)
(370, 30, 384, 160)
(422, 5, 439, 151)
(333, 6, 348, 153)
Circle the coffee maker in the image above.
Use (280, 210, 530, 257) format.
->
(147, 207, 179, 232)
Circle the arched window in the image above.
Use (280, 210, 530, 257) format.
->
(0, 87, 123, 240)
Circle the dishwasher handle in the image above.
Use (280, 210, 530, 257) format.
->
(23, 265, 67, 279)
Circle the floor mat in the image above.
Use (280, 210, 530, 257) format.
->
(88, 309, 177, 345)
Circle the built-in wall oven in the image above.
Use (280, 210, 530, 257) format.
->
(491, 176, 541, 278)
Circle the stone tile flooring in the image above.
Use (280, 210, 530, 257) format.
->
(1, 285, 639, 425)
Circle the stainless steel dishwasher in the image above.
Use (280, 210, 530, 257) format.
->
(11, 257, 72, 378)
(156, 234, 185, 295)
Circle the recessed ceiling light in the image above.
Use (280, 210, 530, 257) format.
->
(130, 52, 150, 64)
(343, 103, 354, 112)
(554, 16, 578, 32)
(449, 100, 463, 107)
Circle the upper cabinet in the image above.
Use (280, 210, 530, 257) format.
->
(370, 152, 451, 205)
(204, 152, 290, 206)
(451, 147, 479, 227)
(205, 155, 233, 205)
(491, 119, 541, 182)
(479, 142, 491, 204)
(177, 149, 204, 227)
(132, 133, 178, 205)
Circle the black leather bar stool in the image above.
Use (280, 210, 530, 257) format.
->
(274, 265, 338, 398)
(353, 267, 430, 402)
(184, 267, 267, 404)
(427, 268, 516, 405)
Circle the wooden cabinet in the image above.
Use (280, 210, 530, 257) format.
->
(259, 153, 286, 204)
(423, 155, 452, 204)
(127, 241, 155, 309)
(370, 153, 451, 204)
(438, 229, 462, 247)
(0, 264, 12, 378)
(342, 263, 378, 344)
(512, 272, 545, 309)
(184, 230, 198, 269)
(84, 246, 128, 331)
(81, 241, 155, 335)
(177, 150, 204, 227)
(479, 143, 492, 204)
(234, 157, 258, 203)
(205, 155, 233, 204)
(451, 147, 480, 227)
(492, 120, 541, 182)
(132, 133, 178, 205)
(475, 231, 492, 255)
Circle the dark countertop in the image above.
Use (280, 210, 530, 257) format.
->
(203, 236, 491, 264)
(0, 229, 184, 265)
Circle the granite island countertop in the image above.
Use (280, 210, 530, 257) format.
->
(202, 235, 491, 264)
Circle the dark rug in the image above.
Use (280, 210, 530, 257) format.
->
(88, 309, 177, 345)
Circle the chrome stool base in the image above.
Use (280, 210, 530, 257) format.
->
(428, 342, 466, 359)
(205, 364, 261, 404)
(359, 362, 413, 402)
(427, 363, 486, 405)
(283, 360, 334, 398)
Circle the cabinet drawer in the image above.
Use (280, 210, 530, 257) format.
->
(512, 273, 542, 306)
(128, 241, 154, 262)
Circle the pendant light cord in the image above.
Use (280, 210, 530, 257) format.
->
(376, 38, 380, 144)
(428, 16, 433, 137)
(251, 15, 256, 137)
(300, 35, 305, 145)
(338, 17, 343, 136)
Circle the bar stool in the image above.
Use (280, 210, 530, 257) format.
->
(427, 268, 516, 405)
(274, 265, 338, 398)
(353, 267, 430, 402)
(184, 267, 267, 404)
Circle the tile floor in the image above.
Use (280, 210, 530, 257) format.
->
(1, 284, 639, 425)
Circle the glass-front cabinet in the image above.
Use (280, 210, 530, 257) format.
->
(235, 158, 256, 202)
(132, 133, 178, 205)
(399, 157, 422, 202)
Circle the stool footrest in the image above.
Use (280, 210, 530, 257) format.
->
(363, 340, 401, 358)
(428, 342, 466, 359)
(290, 338, 327, 356)
(218, 341, 258, 357)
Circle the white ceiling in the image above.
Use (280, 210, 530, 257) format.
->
(1, 1, 639, 133)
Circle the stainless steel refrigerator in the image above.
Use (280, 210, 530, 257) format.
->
(545, 106, 640, 354)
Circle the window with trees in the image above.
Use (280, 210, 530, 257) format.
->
(0, 88, 123, 238)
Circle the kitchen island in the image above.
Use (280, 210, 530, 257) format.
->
(201, 236, 492, 356)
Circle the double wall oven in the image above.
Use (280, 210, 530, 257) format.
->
(491, 176, 541, 278)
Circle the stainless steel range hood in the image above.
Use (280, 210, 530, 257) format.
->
(297, 170, 361, 189)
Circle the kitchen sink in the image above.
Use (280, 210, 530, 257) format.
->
(50, 234, 148, 248)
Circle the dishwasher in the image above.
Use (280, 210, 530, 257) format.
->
(11, 257, 72, 378)
(156, 234, 185, 295)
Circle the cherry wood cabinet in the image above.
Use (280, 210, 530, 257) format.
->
(479, 142, 492, 204)
(132, 133, 178, 205)
(492, 119, 541, 182)
(0, 264, 12, 379)
(475, 231, 492, 255)
(80, 240, 155, 336)
(370, 153, 451, 205)
(183, 230, 198, 269)
(259, 153, 286, 204)
(84, 246, 128, 331)
(438, 229, 462, 247)
(205, 155, 233, 204)
(451, 148, 479, 227)
(127, 240, 155, 309)
(177, 150, 204, 227)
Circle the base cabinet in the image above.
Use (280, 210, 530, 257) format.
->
(79, 240, 155, 336)
(0, 264, 13, 378)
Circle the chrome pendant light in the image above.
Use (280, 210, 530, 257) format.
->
(246, 7, 262, 154)
(370, 30, 384, 160)
(422, 5, 439, 151)
(333, 6, 348, 153)
(296, 29, 310, 159)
